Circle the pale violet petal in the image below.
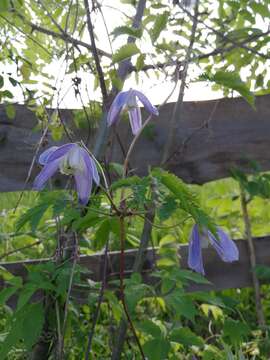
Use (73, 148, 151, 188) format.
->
(107, 91, 129, 126)
(46, 143, 76, 162)
(74, 170, 92, 205)
(208, 228, 239, 262)
(39, 146, 59, 165)
(133, 90, 159, 116)
(188, 224, 205, 275)
(33, 159, 60, 190)
(128, 107, 142, 135)
(81, 148, 100, 186)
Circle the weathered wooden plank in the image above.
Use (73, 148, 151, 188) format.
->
(1, 237, 269, 294)
(0, 94, 270, 191)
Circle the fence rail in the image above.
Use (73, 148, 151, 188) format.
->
(1, 237, 269, 296)
(0, 95, 270, 295)
(0, 94, 270, 191)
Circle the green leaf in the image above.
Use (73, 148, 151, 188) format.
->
(1, 90, 13, 99)
(111, 26, 142, 39)
(167, 291, 197, 322)
(0, 0, 9, 12)
(94, 219, 111, 248)
(112, 43, 140, 64)
(16, 203, 50, 232)
(176, 269, 211, 285)
(0, 75, 4, 88)
(0, 287, 18, 306)
(111, 175, 142, 191)
(223, 319, 249, 345)
(254, 265, 270, 280)
(200, 71, 255, 108)
(151, 11, 169, 43)
(22, 302, 44, 350)
(5, 103, 16, 119)
(250, 2, 269, 19)
(153, 169, 216, 233)
(143, 338, 170, 360)
(169, 327, 204, 347)
(137, 320, 162, 339)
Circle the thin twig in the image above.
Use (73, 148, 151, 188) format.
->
(0, 240, 41, 261)
(60, 233, 78, 357)
(84, 238, 110, 360)
(83, 0, 108, 103)
(240, 185, 265, 327)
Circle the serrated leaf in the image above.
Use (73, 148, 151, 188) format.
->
(137, 319, 162, 338)
(153, 169, 216, 233)
(16, 203, 50, 232)
(167, 290, 197, 322)
(111, 175, 141, 190)
(151, 11, 169, 43)
(250, 2, 269, 18)
(0, 0, 9, 12)
(223, 319, 249, 345)
(200, 71, 255, 108)
(22, 303, 44, 350)
(111, 26, 142, 39)
(169, 327, 204, 347)
(112, 43, 140, 64)
(143, 338, 170, 360)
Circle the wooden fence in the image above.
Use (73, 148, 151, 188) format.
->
(1, 94, 270, 292)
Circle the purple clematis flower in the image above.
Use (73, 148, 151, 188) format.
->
(188, 224, 239, 275)
(33, 143, 99, 205)
(107, 89, 159, 135)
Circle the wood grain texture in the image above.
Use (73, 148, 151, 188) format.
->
(1, 237, 269, 295)
(0, 94, 270, 191)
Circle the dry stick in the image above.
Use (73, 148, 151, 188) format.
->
(240, 186, 266, 327)
(161, 0, 200, 165)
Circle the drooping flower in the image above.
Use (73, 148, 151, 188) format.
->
(188, 224, 239, 275)
(107, 89, 159, 135)
(33, 143, 99, 205)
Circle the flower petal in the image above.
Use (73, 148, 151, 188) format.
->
(188, 224, 205, 275)
(128, 107, 142, 135)
(39, 146, 59, 165)
(74, 170, 92, 205)
(46, 143, 75, 163)
(208, 228, 239, 262)
(33, 159, 60, 190)
(81, 148, 100, 185)
(133, 90, 159, 116)
(107, 91, 129, 126)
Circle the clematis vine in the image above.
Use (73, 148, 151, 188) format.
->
(107, 88, 159, 135)
(188, 224, 239, 275)
(33, 143, 99, 205)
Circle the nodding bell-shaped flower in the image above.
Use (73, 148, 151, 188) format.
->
(107, 89, 159, 135)
(33, 143, 99, 205)
(188, 224, 239, 275)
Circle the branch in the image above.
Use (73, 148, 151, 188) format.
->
(161, 0, 200, 164)
(83, 0, 108, 103)
(179, 4, 270, 60)
(12, 10, 111, 58)
(127, 29, 270, 74)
